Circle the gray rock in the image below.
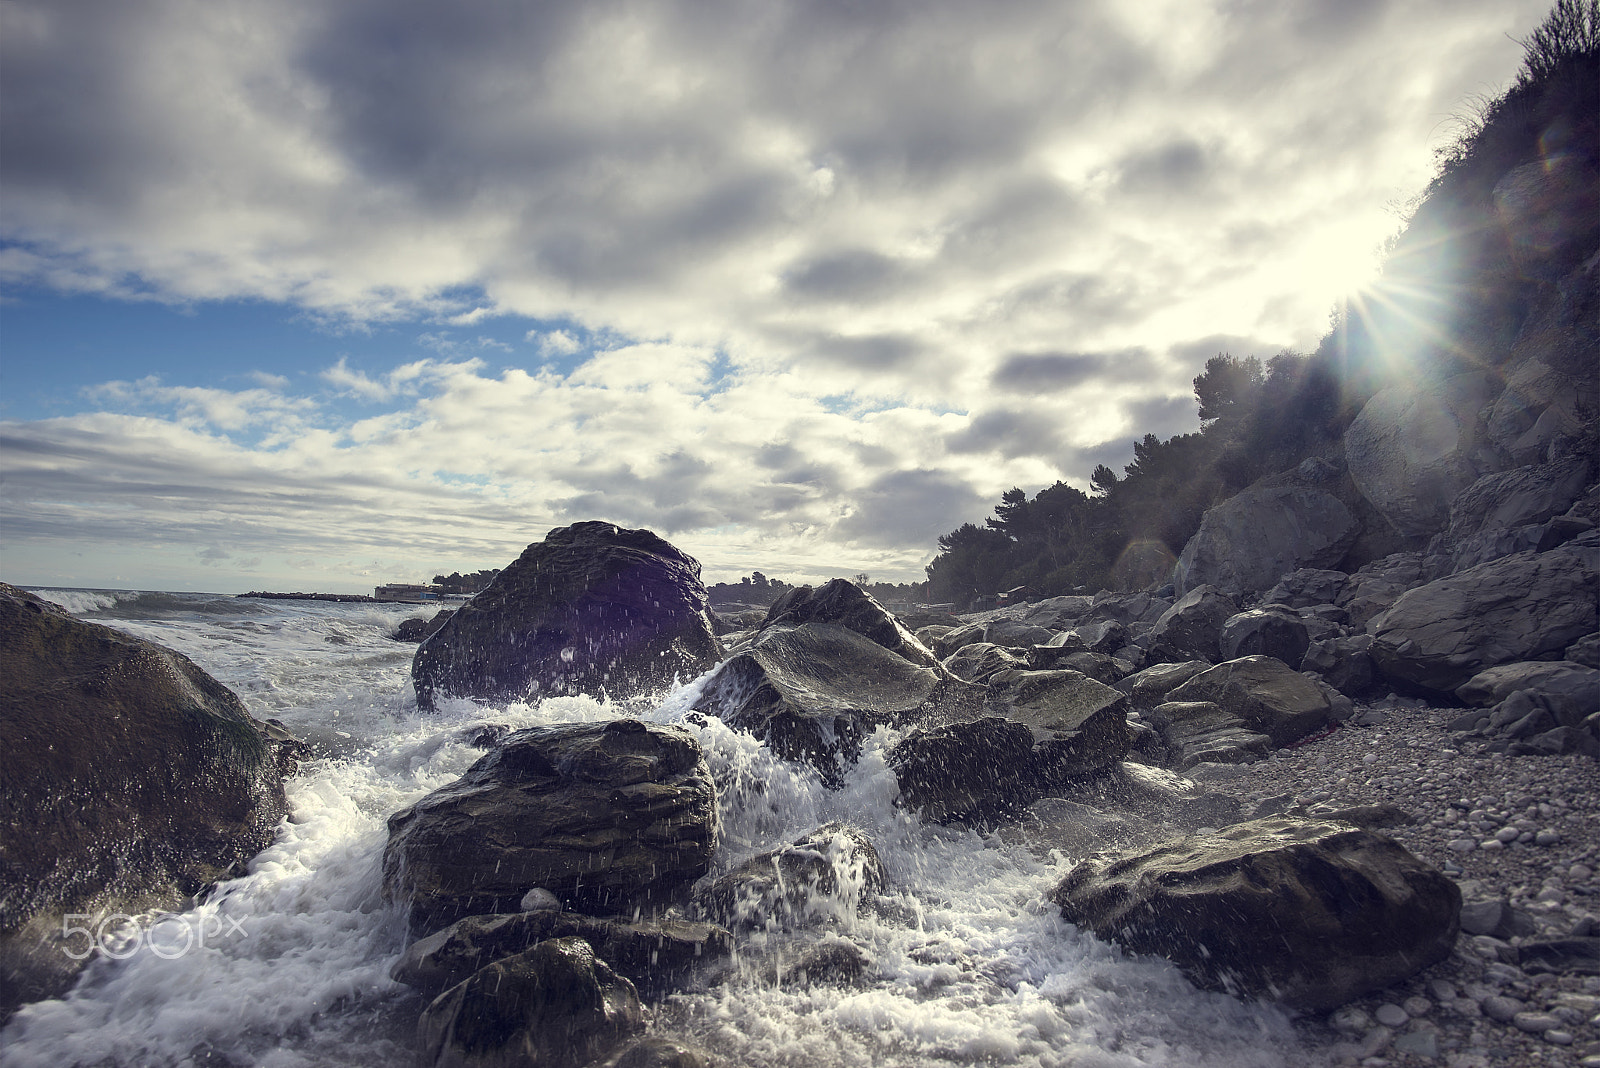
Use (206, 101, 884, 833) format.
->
(1146, 585, 1236, 664)
(1344, 371, 1499, 538)
(412, 522, 722, 711)
(1120, 660, 1213, 709)
(612, 1038, 714, 1068)
(1428, 458, 1592, 574)
(1337, 552, 1425, 632)
(1517, 938, 1600, 975)
(1301, 635, 1379, 697)
(1052, 817, 1461, 1011)
(1263, 569, 1350, 609)
(694, 824, 885, 930)
(764, 580, 940, 668)
(384, 720, 717, 933)
(1165, 656, 1339, 747)
(985, 669, 1131, 780)
(1220, 607, 1310, 667)
(931, 622, 988, 659)
(694, 622, 973, 785)
(944, 641, 1026, 683)
(1175, 485, 1359, 595)
(1024, 648, 1131, 684)
(1073, 619, 1128, 654)
(416, 936, 642, 1068)
(1369, 537, 1600, 693)
(983, 618, 1058, 649)
(1022, 595, 1096, 629)
(1148, 700, 1273, 770)
(1455, 661, 1600, 725)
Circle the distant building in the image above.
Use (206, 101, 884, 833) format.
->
(374, 583, 434, 602)
(998, 586, 1036, 607)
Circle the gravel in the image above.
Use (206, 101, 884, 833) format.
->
(1190, 696, 1600, 1067)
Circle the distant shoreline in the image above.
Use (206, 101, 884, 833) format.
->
(237, 591, 415, 604)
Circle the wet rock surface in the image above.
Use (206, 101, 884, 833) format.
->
(412, 521, 722, 711)
(383, 719, 717, 932)
(0, 583, 293, 1018)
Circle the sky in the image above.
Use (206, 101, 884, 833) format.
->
(0, 0, 1550, 594)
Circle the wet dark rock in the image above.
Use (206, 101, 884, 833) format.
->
(1515, 937, 1600, 975)
(416, 936, 642, 1068)
(779, 938, 874, 988)
(1052, 817, 1461, 1011)
(1454, 660, 1600, 725)
(611, 1037, 714, 1068)
(1165, 656, 1342, 747)
(930, 622, 987, 659)
(887, 717, 1040, 824)
(982, 618, 1057, 649)
(692, 622, 976, 786)
(412, 522, 722, 711)
(383, 719, 717, 933)
(1145, 585, 1236, 664)
(1369, 535, 1599, 694)
(762, 580, 938, 668)
(985, 669, 1131, 780)
(694, 824, 886, 930)
(393, 610, 454, 643)
(0, 583, 291, 1017)
(1219, 607, 1309, 667)
(1025, 648, 1131, 684)
(1072, 619, 1128, 654)
(944, 641, 1026, 683)
(391, 910, 733, 998)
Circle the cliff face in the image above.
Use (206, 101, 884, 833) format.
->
(1178, 40, 1599, 594)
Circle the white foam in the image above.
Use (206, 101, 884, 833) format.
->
(0, 598, 1324, 1067)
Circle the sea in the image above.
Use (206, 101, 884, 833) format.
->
(1, 589, 1319, 1068)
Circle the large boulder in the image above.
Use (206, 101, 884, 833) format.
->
(1119, 660, 1212, 710)
(985, 669, 1131, 780)
(1486, 355, 1599, 466)
(943, 641, 1026, 683)
(392, 910, 733, 999)
(692, 622, 975, 786)
(412, 522, 722, 711)
(1052, 817, 1461, 1011)
(1145, 585, 1236, 664)
(693, 824, 886, 930)
(383, 720, 716, 933)
(1261, 568, 1349, 609)
(761, 579, 938, 668)
(1147, 701, 1273, 770)
(1344, 371, 1500, 539)
(416, 936, 643, 1068)
(1219, 607, 1310, 667)
(0, 584, 291, 1015)
(1174, 485, 1358, 596)
(1369, 535, 1600, 694)
(1165, 656, 1340, 747)
(1454, 661, 1600, 725)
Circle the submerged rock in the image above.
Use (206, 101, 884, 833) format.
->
(0, 583, 292, 1016)
(1052, 817, 1461, 1011)
(416, 936, 642, 1068)
(412, 521, 722, 711)
(383, 719, 717, 933)
(694, 823, 886, 930)
(392, 910, 733, 998)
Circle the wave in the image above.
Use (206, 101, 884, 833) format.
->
(24, 588, 268, 620)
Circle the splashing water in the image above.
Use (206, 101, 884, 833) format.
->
(1, 591, 1321, 1067)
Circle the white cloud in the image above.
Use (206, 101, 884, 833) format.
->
(0, 0, 1555, 588)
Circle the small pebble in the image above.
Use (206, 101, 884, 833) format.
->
(1570, 863, 1594, 881)
(1448, 838, 1477, 853)
(1494, 826, 1519, 843)
(1427, 979, 1456, 1002)
(1512, 1011, 1558, 1033)
(1542, 1029, 1573, 1045)
(1481, 995, 1524, 1022)
(1401, 996, 1431, 1017)
(1374, 1003, 1408, 1027)
(1480, 839, 1505, 851)
(1535, 829, 1560, 846)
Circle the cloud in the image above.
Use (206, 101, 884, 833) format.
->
(0, 0, 1555, 586)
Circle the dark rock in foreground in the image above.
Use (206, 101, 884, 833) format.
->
(416, 935, 642, 1068)
(383, 719, 716, 933)
(392, 909, 733, 998)
(1053, 817, 1462, 1011)
(0, 583, 291, 1017)
(412, 522, 721, 711)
